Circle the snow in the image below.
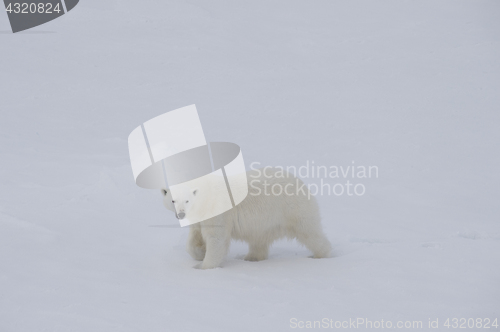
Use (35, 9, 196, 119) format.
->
(1, 0, 499, 331)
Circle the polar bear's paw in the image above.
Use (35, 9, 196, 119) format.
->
(194, 261, 222, 270)
(311, 253, 331, 259)
(243, 254, 266, 262)
(244, 253, 268, 262)
(310, 248, 333, 259)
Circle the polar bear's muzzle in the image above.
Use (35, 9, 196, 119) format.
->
(177, 212, 186, 220)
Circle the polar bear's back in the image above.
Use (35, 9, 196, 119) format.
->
(229, 168, 321, 242)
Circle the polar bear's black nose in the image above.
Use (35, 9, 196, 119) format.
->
(178, 212, 186, 220)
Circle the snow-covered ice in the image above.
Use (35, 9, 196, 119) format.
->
(1, 1, 499, 331)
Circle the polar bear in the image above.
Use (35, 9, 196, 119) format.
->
(161, 168, 332, 269)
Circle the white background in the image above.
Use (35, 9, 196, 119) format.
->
(0, 1, 499, 331)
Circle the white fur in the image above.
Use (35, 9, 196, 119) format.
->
(161, 168, 332, 269)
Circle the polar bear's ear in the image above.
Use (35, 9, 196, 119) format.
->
(161, 189, 168, 196)
(192, 188, 198, 196)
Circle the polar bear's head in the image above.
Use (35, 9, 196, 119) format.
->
(161, 187, 198, 220)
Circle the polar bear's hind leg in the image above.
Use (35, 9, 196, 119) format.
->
(244, 241, 270, 261)
(291, 211, 332, 259)
(295, 226, 332, 258)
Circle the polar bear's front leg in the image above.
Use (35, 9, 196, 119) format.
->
(198, 218, 231, 269)
(187, 224, 205, 261)
(245, 242, 270, 261)
(199, 234, 231, 269)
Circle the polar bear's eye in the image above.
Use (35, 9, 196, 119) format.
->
(172, 200, 175, 204)
(186, 200, 189, 203)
